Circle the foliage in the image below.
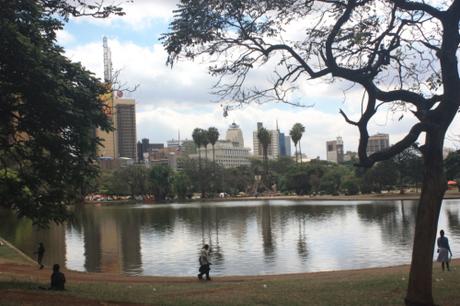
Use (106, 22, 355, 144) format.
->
(366, 159, 399, 193)
(285, 165, 311, 195)
(445, 150, 460, 180)
(0, 0, 122, 226)
(172, 171, 192, 200)
(341, 176, 360, 195)
(149, 165, 173, 202)
(290, 123, 305, 163)
(393, 147, 423, 190)
(207, 127, 219, 163)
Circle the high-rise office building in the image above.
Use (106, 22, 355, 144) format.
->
(194, 140, 251, 168)
(96, 92, 117, 158)
(137, 138, 164, 161)
(279, 133, 292, 157)
(116, 98, 137, 159)
(253, 122, 280, 159)
(326, 137, 344, 163)
(226, 122, 244, 147)
(367, 133, 390, 155)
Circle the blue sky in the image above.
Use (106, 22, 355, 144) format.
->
(57, 0, 460, 159)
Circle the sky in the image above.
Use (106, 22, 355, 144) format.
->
(57, 0, 460, 159)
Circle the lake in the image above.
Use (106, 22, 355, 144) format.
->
(1, 199, 459, 276)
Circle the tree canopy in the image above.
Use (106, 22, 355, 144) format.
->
(163, 1, 460, 304)
(0, 0, 122, 226)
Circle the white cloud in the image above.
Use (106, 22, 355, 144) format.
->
(62, 36, 460, 160)
(65, 38, 218, 107)
(71, 0, 179, 30)
(56, 29, 75, 45)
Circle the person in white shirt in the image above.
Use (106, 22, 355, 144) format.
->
(197, 244, 211, 280)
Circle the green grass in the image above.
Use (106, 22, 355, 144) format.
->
(0, 242, 30, 264)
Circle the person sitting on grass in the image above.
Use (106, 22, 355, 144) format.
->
(50, 264, 66, 290)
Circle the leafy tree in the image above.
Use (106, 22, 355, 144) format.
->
(285, 165, 311, 195)
(149, 165, 173, 202)
(290, 123, 305, 163)
(120, 166, 149, 196)
(0, 1, 122, 226)
(221, 165, 254, 195)
(341, 176, 360, 195)
(319, 164, 349, 195)
(98, 170, 128, 196)
(172, 171, 192, 200)
(445, 150, 460, 180)
(163, 1, 460, 303)
(394, 147, 424, 192)
(366, 159, 399, 192)
(179, 157, 200, 193)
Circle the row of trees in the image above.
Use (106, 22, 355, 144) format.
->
(97, 146, 460, 201)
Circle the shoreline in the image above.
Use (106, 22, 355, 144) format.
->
(86, 191, 460, 205)
(1, 236, 458, 282)
(1, 237, 460, 305)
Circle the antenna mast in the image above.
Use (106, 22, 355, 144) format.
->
(103, 36, 113, 83)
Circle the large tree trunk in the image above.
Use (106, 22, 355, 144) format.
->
(405, 131, 447, 306)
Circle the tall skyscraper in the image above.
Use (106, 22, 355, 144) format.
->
(103, 36, 113, 83)
(284, 135, 291, 157)
(226, 122, 244, 147)
(326, 136, 344, 163)
(116, 98, 137, 159)
(96, 38, 116, 159)
(253, 122, 280, 159)
(367, 133, 390, 155)
(279, 133, 292, 157)
(96, 91, 117, 159)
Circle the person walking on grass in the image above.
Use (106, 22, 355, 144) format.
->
(197, 244, 211, 281)
(437, 229, 453, 271)
(34, 242, 45, 269)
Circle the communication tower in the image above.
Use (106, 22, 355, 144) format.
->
(103, 36, 113, 83)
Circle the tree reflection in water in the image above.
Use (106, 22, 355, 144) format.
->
(1, 199, 460, 276)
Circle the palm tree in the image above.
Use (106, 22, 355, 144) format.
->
(291, 123, 305, 163)
(290, 126, 300, 163)
(192, 128, 206, 198)
(257, 127, 271, 175)
(192, 128, 203, 169)
(207, 127, 219, 163)
(201, 129, 210, 162)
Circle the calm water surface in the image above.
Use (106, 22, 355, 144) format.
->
(1, 199, 459, 276)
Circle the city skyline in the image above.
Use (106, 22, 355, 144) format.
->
(58, 1, 460, 160)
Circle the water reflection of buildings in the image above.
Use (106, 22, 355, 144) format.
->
(259, 204, 275, 259)
(68, 206, 143, 274)
(86, 209, 142, 274)
(4, 200, 460, 276)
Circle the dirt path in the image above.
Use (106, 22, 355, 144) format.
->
(1, 259, 459, 305)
